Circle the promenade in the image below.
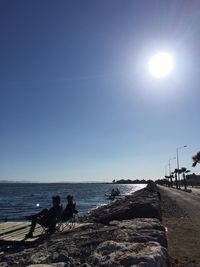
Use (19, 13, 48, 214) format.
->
(158, 186, 200, 267)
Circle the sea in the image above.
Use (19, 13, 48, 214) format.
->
(0, 183, 146, 222)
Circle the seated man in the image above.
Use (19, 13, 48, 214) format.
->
(25, 195, 62, 239)
(61, 194, 78, 221)
(116, 188, 120, 196)
(111, 188, 116, 197)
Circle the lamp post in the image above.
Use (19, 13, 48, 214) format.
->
(165, 165, 168, 176)
(164, 165, 169, 186)
(176, 145, 187, 188)
(169, 157, 176, 176)
(169, 157, 176, 187)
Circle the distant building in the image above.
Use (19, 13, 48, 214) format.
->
(186, 173, 200, 183)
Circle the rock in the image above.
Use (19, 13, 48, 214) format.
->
(51, 252, 60, 261)
(87, 188, 161, 224)
(146, 180, 158, 193)
(89, 240, 169, 267)
(27, 265, 56, 267)
(48, 250, 76, 266)
(27, 263, 67, 267)
(30, 251, 49, 264)
(51, 263, 68, 267)
(109, 219, 167, 248)
(0, 184, 169, 267)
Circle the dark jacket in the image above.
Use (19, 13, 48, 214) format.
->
(47, 205, 63, 223)
(61, 202, 77, 220)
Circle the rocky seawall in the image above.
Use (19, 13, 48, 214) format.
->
(86, 186, 162, 224)
(0, 183, 170, 267)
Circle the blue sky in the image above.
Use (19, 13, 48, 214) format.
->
(0, 0, 200, 182)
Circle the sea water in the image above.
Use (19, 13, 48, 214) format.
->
(0, 183, 146, 221)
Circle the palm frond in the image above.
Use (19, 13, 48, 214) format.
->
(192, 151, 200, 167)
(192, 161, 197, 167)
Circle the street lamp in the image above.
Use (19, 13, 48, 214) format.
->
(176, 145, 187, 187)
(169, 157, 176, 175)
(165, 165, 168, 176)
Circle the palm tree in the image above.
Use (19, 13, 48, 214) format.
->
(177, 169, 183, 189)
(169, 174, 174, 187)
(192, 151, 200, 167)
(185, 170, 191, 187)
(181, 167, 191, 191)
(181, 168, 186, 190)
(174, 168, 179, 189)
(165, 176, 171, 187)
(170, 172, 174, 187)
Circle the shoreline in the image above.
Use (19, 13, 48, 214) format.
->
(0, 183, 143, 223)
(0, 182, 170, 267)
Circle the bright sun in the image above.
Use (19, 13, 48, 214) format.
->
(148, 52, 174, 79)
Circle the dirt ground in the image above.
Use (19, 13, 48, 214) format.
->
(159, 186, 200, 267)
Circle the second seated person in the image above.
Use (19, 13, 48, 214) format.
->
(61, 194, 78, 221)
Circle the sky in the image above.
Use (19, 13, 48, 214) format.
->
(0, 0, 200, 182)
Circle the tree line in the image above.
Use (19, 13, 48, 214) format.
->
(156, 151, 200, 190)
(113, 151, 200, 190)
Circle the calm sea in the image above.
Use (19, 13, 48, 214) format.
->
(0, 183, 146, 221)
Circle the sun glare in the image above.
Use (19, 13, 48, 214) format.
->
(148, 52, 174, 79)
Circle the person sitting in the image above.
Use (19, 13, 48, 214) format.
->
(116, 188, 120, 196)
(25, 195, 62, 239)
(61, 194, 78, 221)
(111, 188, 116, 196)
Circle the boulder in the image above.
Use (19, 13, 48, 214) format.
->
(146, 181, 158, 193)
(27, 265, 57, 267)
(109, 219, 167, 248)
(89, 240, 169, 267)
(27, 263, 69, 267)
(50, 251, 70, 262)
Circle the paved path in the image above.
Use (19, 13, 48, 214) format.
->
(158, 185, 200, 267)
(187, 186, 200, 197)
(158, 185, 200, 218)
